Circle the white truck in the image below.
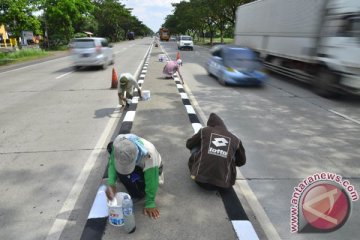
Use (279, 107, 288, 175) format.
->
(235, 0, 360, 97)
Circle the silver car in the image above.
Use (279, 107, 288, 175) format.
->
(177, 35, 193, 51)
(69, 37, 115, 69)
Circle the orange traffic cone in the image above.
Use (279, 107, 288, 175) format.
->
(176, 52, 181, 60)
(111, 67, 118, 89)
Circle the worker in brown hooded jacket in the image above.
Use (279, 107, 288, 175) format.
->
(186, 113, 246, 190)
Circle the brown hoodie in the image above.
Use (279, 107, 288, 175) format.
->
(186, 113, 246, 188)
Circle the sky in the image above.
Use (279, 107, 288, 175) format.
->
(120, 0, 183, 32)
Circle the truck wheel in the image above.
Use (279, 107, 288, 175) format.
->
(314, 68, 338, 97)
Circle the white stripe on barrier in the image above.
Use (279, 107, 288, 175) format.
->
(180, 93, 188, 99)
(132, 97, 139, 104)
(138, 80, 144, 84)
(185, 105, 195, 114)
(140, 74, 146, 79)
(192, 123, 203, 133)
(232, 220, 259, 240)
(123, 111, 136, 122)
(176, 84, 183, 89)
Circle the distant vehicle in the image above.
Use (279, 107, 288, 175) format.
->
(170, 36, 176, 41)
(127, 32, 135, 40)
(177, 35, 193, 51)
(205, 45, 267, 86)
(235, 0, 360, 97)
(159, 27, 170, 41)
(69, 37, 115, 69)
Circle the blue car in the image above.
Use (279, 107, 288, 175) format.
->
(205, 45, 267, 86)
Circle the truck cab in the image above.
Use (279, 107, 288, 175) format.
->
(317, 1, 360, 95)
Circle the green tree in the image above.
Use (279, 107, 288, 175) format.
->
(0, 0, 42, 39)
(163, 0, 255, 44)
(42, 0, 93, 45)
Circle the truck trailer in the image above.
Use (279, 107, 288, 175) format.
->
(235, 0, 360, 97)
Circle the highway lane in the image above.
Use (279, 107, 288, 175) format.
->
(161, 41, 360, 239)
(0, 38, 153, 240)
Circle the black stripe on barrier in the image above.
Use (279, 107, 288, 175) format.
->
(182, 99, 191, 105)
(80, 218, 107, 240)
(188, 113, 201, 124)
(218, 187, 249, 220)
(119, 122, 133, 135)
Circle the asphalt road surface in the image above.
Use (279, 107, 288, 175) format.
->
(0, 37, 359, 240)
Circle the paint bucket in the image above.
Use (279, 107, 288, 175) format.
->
(158, 54, 165, 62)
(142, 90, 150, 101)
(107, 192, 130, 226)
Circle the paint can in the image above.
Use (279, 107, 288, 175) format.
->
(107, 192, 130, 226)
(142, 90, 150, 101)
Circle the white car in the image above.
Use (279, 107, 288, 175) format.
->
(69, 37, 115, 69)
(177, 35, 193, 51)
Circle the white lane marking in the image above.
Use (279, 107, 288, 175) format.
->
(45, 106, 122, 240)
(329, 109, 360, 125)
(56, 71, 74, 79)
(233, 175, 281, 240)
(0, 57, 69, 75)
(232, 220, 259, 240)
(183, 83, 280, 240)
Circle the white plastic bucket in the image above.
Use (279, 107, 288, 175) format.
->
(107, 192, 131, 226)
(142, 90, 150, 101)
(158, 54, 165, 62)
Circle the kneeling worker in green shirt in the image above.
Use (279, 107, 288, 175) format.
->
(106, 134, 164, 219)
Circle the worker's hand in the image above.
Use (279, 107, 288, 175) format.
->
(106, 185, 116, 201)
(143, 207, 160, 219)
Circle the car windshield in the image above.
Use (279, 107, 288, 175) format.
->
(181, 36, 192, 41)
(223, 48, 258, 69)
(72, 40, 95, 48)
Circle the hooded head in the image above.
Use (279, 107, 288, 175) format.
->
(113, 135, 138, 175)
(207, 113, 227, 129)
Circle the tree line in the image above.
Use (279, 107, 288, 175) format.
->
(163, 0, 254, 44)
(0, 0, 152, 48)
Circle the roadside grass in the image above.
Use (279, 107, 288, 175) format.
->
(195, 37, 234, 46)
(0, 48, 53, 66)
